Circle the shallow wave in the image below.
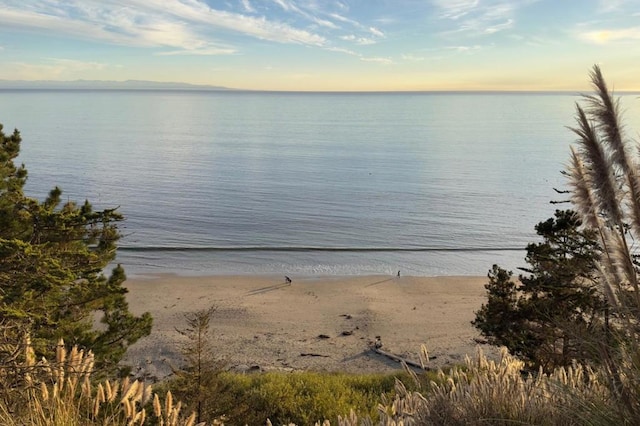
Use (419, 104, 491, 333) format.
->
(118, 245, 524, 252)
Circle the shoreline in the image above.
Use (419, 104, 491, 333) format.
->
(123, 274, 498, 380)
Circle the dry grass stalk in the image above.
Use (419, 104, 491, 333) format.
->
(0, 336, 209, 425)
(566, 65, 640, 420)
(329, 347, 625, 426)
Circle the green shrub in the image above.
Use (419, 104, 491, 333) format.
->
(163, 369, 431, 425)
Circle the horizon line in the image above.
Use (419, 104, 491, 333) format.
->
(0, 79, 640, 94)
(1, 79, 639, 94)
(2, 87, 639, 95)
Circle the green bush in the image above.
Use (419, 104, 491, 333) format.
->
(163, 369, 432, 425)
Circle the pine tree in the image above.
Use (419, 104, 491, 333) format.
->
(170, 307, 226, 423)
(0, 123, 152, 372)
(473, 210, 607, 371)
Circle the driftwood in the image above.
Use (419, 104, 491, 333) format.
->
(370, 346, 434, 370)
(300, 353, 330, 358)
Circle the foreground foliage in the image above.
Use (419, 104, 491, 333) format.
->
(169, 307, 227, 423)
(564, 64, 640, 421)
(0, 124, 152, 371)
(473, 209, 608, 372)
(161, 368, 426, 425)
(0, 338, 208, 425)
(339, 348, 624, 426)
(471, 65, 640, 422)
(0, 333, 423, 425)
(209, 370, 420, 425)
(1, 337, 629, 426)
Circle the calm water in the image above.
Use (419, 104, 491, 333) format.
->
(2, 90, 639, 277)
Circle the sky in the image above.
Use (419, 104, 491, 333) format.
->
(0, 0, 638, 91)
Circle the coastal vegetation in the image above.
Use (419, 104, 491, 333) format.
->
(0, 123, 152, 373)
(472, 209, 608, 372)
(2, 65, 640, 424)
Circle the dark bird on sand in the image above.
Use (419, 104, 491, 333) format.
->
(285, 276, 292, 284)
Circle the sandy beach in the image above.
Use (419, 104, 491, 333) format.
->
(123, 274, 498, 379)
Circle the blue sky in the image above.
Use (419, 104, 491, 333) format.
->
(0, 0, 638, 91)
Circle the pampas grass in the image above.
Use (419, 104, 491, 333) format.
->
(327, 348, 614, 426)
(565, 65, 640, 421)
(0, 336, 211, 425)
(0, 335, 631, 425)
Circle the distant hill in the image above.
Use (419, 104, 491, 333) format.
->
(0, 79, 234, 91)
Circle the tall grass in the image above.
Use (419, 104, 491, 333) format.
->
(330, 348, 614, 426)
(0, 335, 212, 425)
(0, 330, 421, 425)
(565, 65, 640, 422)
(2, 334, 631, 425)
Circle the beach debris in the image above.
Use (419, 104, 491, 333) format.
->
(341, 330, 354, 336)
(317, 334, 331, 339)
(300, 353, 330, 358)
(233, 364, 262, 373)
(340, 314, 353, 319)
(374, 336, 383, 348)
(369, 343, 434, 370)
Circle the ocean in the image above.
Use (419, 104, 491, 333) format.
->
(2, 90, 639, 277)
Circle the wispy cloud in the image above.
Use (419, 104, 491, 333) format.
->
(360, 56, 393, 65)
(47, 58, 108, 71)
(156, 47, 237, 56)
(0, 0, 326, 55)
(270, 0, 338, 29)
(446, 44, 484, 52)
(325, 46, 358, 56)
(324, 47, 392, 66)
(314, 18, 339, 29)
(328, 12, 385, 43)
(241, 0, 256, 14)
(271, 0, 297, 12)
(484, 19, 514, 34)
(369, 27, 384, 37)
(577, 27, 640, 43)
(431, 0, 479, 20)
(5, 58, 108, 79)
(597, 0, 628, 13)
(431, 0, 527, 37)
(340, 35, 376, 45)
(401, 53, 425, 62)
(329, 12, 356, 25)
(0, 0, 395, 71)
(508, 33, 556, 47)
